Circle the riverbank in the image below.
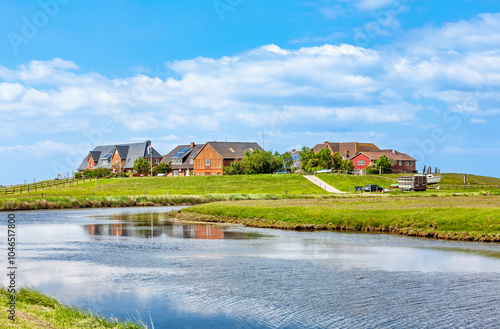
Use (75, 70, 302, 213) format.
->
(0, 288, 145, 328)
(0, 194, 331, 211)
(170, 195, 500, 242)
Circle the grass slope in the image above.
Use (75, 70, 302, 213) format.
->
(0, 288, 145, 328)
(317, 173, 500, 193)
(179, 195, 500, 242)
(1, 175, 325, 198)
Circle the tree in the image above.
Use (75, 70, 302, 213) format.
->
(315, 148, 334, 169)
(303, 158, 323, 173)
(298, 147, 314, 168)
(375, 155, 393, 174)
(341, 160, 355, 172)
(223, 160, 246, 175)
(153, 162, 172, 176)
(332, 152, 343, 170)
(243, 149, 281, 174)
(133, 157, 151, 176)
(274, 152, 293, 171)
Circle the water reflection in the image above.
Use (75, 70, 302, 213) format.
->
(87, 213, 249, 240)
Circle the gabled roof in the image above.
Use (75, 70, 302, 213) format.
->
(161, 143, 204, 169)
(312, 142, 379, 156)
(351, 150, 416, 162)
(204, 142, 263, 159)
(89, 151, 101, 162)
(77, 141, 162, 171)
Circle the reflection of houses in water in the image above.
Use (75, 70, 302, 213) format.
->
(86, 217, 246, 240)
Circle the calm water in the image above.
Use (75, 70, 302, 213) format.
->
(2, 207, 500, 328)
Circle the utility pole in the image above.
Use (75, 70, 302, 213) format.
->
(262, 129, 265, 150)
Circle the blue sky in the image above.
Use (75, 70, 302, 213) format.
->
(1, 0, 499, 184)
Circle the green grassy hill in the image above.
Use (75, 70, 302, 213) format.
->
(318, 173, 500, 193)
(1, 174, 325, 197)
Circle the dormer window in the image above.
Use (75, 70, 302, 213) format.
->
(102, 159, 108, 165)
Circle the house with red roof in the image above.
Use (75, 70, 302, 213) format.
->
(350, 149, 416, 174)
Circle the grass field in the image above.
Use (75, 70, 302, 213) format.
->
(317, 173, 500, 193)
(0, 174, 325, 198)
(178, 194, 500, 242)
(0, 288, 145, 328)
(379, 173, 500, 185)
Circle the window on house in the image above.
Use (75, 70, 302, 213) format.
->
(206, 159, 210, 166)
(190, 159, 194, 164)
(212, 173, 216, 176)
(115, 160, 119, 165)
(357, 160, 365, 166)
(398, 161, 402, 166)
(102, 159, 108, 165)
(154, 158, 159, 164)
(406, 161, 410, 166)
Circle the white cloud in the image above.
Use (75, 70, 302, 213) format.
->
(0, 140, 76, 157)
(356, 0, 396, 11)
(470, 118, 487, 124)
(1, 13, 500, 156)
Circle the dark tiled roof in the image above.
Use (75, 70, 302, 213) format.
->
(161, 143, 204, 170)
(78, 141, 162, 171)
(207, 142, 263, 159)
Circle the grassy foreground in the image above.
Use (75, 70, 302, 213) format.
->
(1, 175, 325, 198)
(174, 194, 500, 242)
(0, 288, 145, 328)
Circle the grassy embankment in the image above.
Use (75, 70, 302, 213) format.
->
(0, 288, 145, 329)
(174, 195, 500, 242)
(0, 175, 326, 211)
(316, 173, 500, 193)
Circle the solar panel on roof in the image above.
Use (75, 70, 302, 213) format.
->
(173, 148, 189, 158)
(102, 149, 114, 160)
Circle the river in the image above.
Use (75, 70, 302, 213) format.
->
(2, 206, 500, 328)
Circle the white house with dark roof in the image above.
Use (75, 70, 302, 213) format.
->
(78, 141, 162, 175)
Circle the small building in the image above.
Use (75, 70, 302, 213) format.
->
(313, 141, 380, 160)
(350, 149, 417, 174)
(77, 141, 162, 175)
(161, 142, 204, 177)
(193, 142, 263, 176)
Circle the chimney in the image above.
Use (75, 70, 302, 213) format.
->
(190, 142, 194, 148)
(292, 149, 295, 152)
(324, 141, 328, 144)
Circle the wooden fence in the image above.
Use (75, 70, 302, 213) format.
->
(0, 177, 90, 195)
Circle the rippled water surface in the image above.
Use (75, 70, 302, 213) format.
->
(2, 207, 500, 328)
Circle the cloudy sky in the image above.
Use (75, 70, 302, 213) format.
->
(1, 0, 499, 184)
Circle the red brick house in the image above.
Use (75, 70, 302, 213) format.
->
(350, 150, 416, 174)
(193, 142, 263, 176)
(78, 141, 162, 175)
(313, 141, 380, 160)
